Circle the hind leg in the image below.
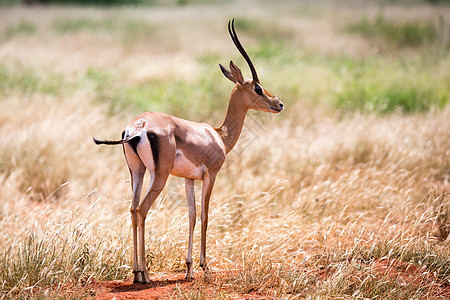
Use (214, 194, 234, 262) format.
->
(136, 172, 170, 283)
(124, 144, 146, 283)
(130, 171, 145, 283)
(134, 133, 175, 283)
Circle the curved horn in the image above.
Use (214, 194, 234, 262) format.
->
(228, 19, 259, 83)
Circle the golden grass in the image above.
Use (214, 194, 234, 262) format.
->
(0, 1, 449, 298)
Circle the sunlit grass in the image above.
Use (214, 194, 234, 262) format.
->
(0, 1, 449, 299)
(0, 201, 130, 298)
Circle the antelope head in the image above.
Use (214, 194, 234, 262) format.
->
(219, 19, 284, 113)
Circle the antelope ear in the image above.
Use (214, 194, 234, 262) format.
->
(229, 61, 244, 84)
(219, 63, 236, 83)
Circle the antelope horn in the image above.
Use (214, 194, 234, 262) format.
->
(228, 19, 259, 83)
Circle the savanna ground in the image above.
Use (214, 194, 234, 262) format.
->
(0, 0, 449, 298)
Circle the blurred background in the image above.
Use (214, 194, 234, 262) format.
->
(0, 0, 449, 298)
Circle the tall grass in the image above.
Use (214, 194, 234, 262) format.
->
(346, 13, 447, 48)
(0, 65, 69, 96)
(335, 70, 448, 114)
(52, 17, 157, 44)
(0, 199, 131, 298)
(2, 21, 36, 39)
(89, 68, 228, 121)
(0, 1, 449, 298)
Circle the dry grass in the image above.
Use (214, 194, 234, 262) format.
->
(0, 1, 449, 299)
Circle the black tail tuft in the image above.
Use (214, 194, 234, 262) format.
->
(93, 137, 125, 145)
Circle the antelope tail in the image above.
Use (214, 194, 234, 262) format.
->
(93, 135, 135, 145)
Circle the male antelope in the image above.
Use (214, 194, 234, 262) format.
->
(93, 19, 284, 283)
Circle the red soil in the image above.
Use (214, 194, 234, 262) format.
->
(94, 270, 271, 299)
(94, 262, 450, 299)
(95, 272, 191, 300)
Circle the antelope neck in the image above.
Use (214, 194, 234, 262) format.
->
(217, 90, 249, 154)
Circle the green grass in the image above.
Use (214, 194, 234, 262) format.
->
(221, 16, 450, 115)
(0, 0, 21, 5)
(0, 65, 68, 97)
(53, 17, 157, 43)
(0, 65, 41, 95)
(3, 15, 448, 116)
(46, 0, 142, 5)
(346, 14, 447, 48)
(233, 16, 294, 43)
(1, 51, 448, 117)
(2, 21, 37, 39)
(22, 0, 215, 5)
(336, 78, 448, 114)
(321, 54, 447, 114)
(331, 55, 449, 114)
(86, 66, 229, 121)
(425, 0, 450, 4)
(88, 51, 449, 116)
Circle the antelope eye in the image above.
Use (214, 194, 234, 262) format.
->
(254, 84, 263, 96)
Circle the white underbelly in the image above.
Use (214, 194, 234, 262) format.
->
(170, 150, 204, 180)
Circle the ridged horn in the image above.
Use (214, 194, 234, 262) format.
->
(228, 19, 259, 83)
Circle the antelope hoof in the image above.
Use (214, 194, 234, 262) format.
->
(133, 270, 143, 284)
(185, 263, 194, 280)
(142, 270, 151, 284)
(133, 271, 151, 284)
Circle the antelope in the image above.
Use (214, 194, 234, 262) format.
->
(93, 19, 284, 283)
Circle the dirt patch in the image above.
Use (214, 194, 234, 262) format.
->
(372, 258, 450, 297)
(94, 270, 269, 299)
(95, 272, 190, 300)
(95, 271, 240, 299)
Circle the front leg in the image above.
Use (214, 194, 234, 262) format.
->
(200, 172, 216, 279)
(185, 178, 196, 280)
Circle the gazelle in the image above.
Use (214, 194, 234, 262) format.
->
(93, 19, 284, 283)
